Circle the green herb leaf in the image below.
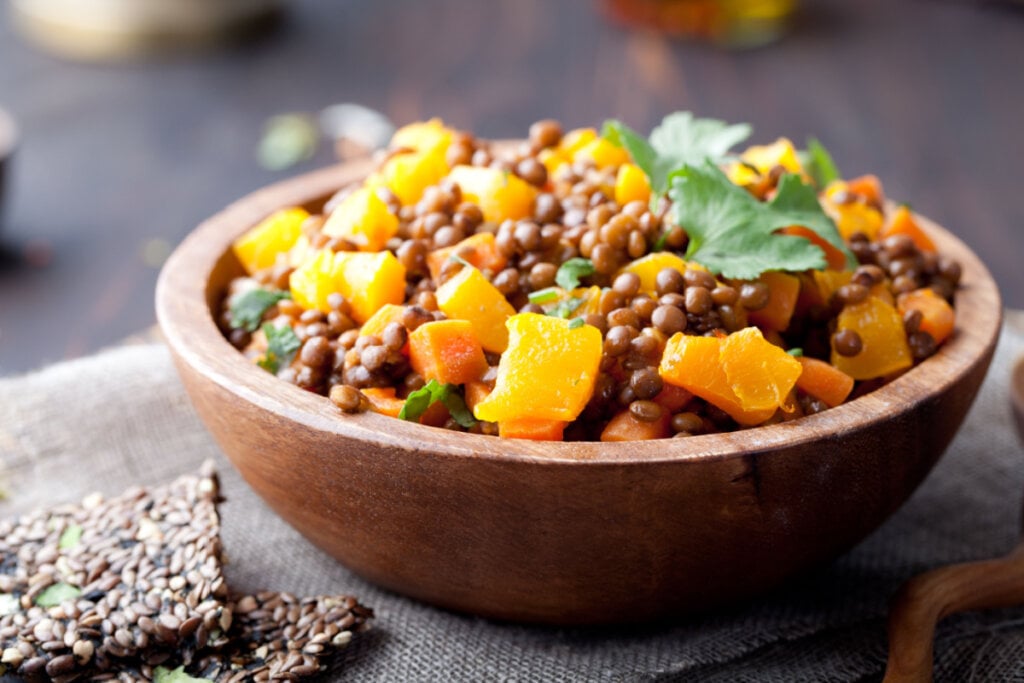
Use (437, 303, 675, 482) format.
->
(555, 257, 595, 290)
(670, 162, 855, 279)
(547, 297, 584, 319)
(58, 524, 83, 551)
(447, 253, 472, 268)
(229, 289, 291, 332)
(258, 114, 320, 171)
(153, 665, 215, 683)
(804, 138, 840, 189)
(0, 593, 19, 616)
(258, 323, 302, 374)
(568, 317, 585, 330)
(527, 287, 560, 304)
(603, 112, 752, 197)
(787, 348, 804, 357)
(399, 380, 475, 427)
(35, 582, 81, 607)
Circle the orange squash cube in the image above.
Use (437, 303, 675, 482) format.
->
(409, 320, 488, 386)
(232, 207, 309, 275)
(446, 165, 537, 224)
(435, 265, 516, 353)
(831, 296, 913, 379)
(321, 187, 399, 252)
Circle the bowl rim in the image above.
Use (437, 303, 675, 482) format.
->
(156, 153, 1004, 466)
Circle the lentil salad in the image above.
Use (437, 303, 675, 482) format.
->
(218, 113, 960, 442)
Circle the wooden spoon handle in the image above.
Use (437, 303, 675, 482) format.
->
(884, 543, 1024, 683)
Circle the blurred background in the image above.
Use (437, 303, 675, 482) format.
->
(0, 0, 1021, 375)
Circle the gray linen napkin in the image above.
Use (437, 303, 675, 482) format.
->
(1, 312, 1023, 682)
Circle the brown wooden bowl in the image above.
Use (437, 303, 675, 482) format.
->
(156, 156, 1002, 625)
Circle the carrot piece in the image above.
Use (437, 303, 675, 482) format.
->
(600, 410, 671, 441)
(779, 226, 849, 270)
(897, 288, 955, 344)
(498, 418, 566, 441)
(408, 320, 488, 385)
(652, 384, 693, 413)
(427, 232, 509, 282)
(464, 380, 492, 413)
(747, 271, 801, 332)
(845, 174, 885, 207)
(880, 205, 937, 253)
(796, 357, 855, 408)
(362, 387, 405, 418)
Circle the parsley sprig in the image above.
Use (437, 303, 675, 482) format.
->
(258, 323, 302, 374)
(398, 380, 476, 428)
(555, 257, 595, 290)
(229, 289, 291, 332)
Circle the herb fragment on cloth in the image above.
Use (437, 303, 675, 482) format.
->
(669, 162, 855, 279)
(229, 289, 292, 332)
(603, 112, 752, 197)
(153, 666, 215, 683)
(258, 323, 302, 374)
(555, 257, 595, 290)
(58, 523, 83, 550)
(399, 380, 476, 428)
(35, 582, 81, 607)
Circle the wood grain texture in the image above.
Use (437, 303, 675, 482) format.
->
(155, 154, 1002, 624)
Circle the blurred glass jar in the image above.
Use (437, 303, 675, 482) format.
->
(10, 0, 281, 60)
(602, 0, 797, 48)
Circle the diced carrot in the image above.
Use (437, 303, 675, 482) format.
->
(880, 205, 937, 253)
(408, 320, 488, 385)
(747, 271, 801, 332)
(897, 288, 955, 344)
(600, 410, 671, 441)
(845, 174, 885, 207)
(498, 417, 566, 441)
(464, 381, 492, 413)
(652, 384, 693, 413)
(795, 357, 855, 408)
(362, 387, 405, 418)
(419, 400, 451, 427)
(426, 232, 509, 282)
(778, 226, 850, 271)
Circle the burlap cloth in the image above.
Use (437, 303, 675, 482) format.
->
(2, 311, 1023, 682)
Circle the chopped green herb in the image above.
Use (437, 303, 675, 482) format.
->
(547, 297, 584, 319)
(787, 348, 804, 357)
(258, 323, 302, 374)
(669, 162, 856, 279)
(0, 593, 18, 616)
(568, 317, 585, 330)
(555, 257, 595, 290)
(153, 666, 215, 683)
(258, 114, 320, 171)
(447, 253, 473, 268)
(35, 582, 81, 607)
(229, 289, 291, 332)
(603, 112, 751, 199)
(398, 380, 476, 427)
(652, 230, 670, 252)
(803, 138, 840, 189)
(58, 524, 83, 551)
(527, 287, 560, 304)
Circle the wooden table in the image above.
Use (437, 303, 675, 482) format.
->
(0, 0, 1021, 374)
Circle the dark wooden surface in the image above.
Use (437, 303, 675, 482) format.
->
(1, 0, 1021, 375)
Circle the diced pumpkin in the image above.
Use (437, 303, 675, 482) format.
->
(321, 187, 399, 252)
(409, 319, 488, 385)
(720, 327, 803, 412)
(560, 128, 598, 156)
(746, 271, 801, 332)
(778, 226, 851, 271)
(880, 206, 937, 253)
(811, 269, 853, 307)
(427, 232, 508, 282)
(464, 381, 492, 413)
(291, 249, 406, 321)
(728, 137, 804, 186)
(831, 296, 913, 380)
(658, 333, 776, 426)
(845, 174, 885, 207)
(289, 249, 340, 313)
(435, 266, 516, 353)
(379, 150, 449, 206)
(795, 357, 855, 408)
(232, 207, 309, 275)
(825, 181, 884, 241)
(391, 118, 452, 155)
(473, 313, 602, 423)
(360, 303, 406, 339)
(539, 147, 569, 177)
(363, 387, 405, 418)
(498, 418, 566, 441)
(897, 288, 955, 344)
(615, 163, 651, 206)
(600, 409, 672, 441)
(446, 165, 537, 223)
(573, 137, 630, 169)
(619, 252, 690, 294)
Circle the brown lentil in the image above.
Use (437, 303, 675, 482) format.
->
(832, 329, 863, 357)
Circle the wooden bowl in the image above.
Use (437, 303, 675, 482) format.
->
(156, 157, 1002, 625)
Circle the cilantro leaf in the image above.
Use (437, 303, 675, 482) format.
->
(802, 138, 840, 189)
(229, 289, 291, 332)
(786, 348, 804, 357)
(568, 317, 585, 330)
(547, 297, 584, 319)
(555, 258, 595, 290)
(258, 323, 302, 374)
(58, 524, 83, 550)
(36, 582, 81, 607)
(670, 162, 855, 279)
(399, 380, 476, 427)
(527, 287, 560, 304)
(153, 666, 215, 683)
(603, 112, 752, 197)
